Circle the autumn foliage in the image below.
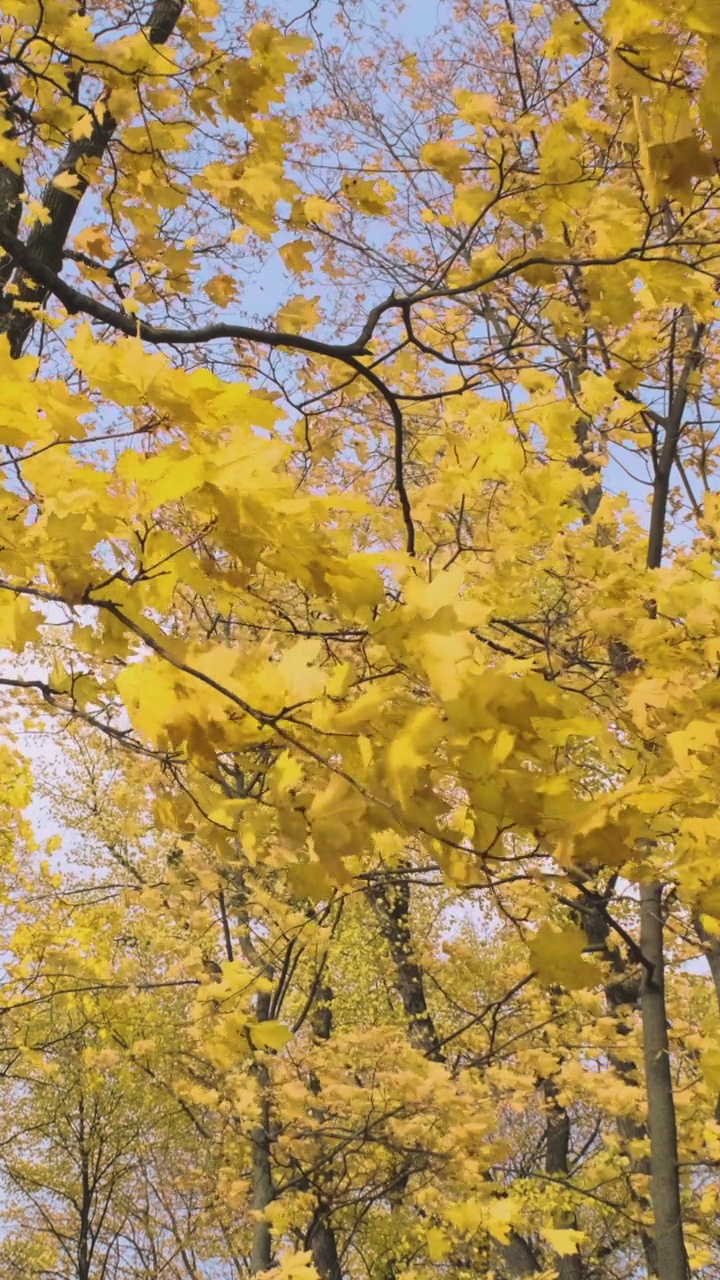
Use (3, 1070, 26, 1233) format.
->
(2, 0, 720, 1276)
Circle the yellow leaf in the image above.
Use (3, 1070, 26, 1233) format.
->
(486, 1196, 523, 1244)
(645, 135, 714, 204)
(204, 273, 236, 307)
(418, 629, 473, 702)
(308, 775, 366, 878)
(300, 195, 337, 226)
(0, 596, 43, 649)
(634, 95, 714, 205)
(279, 239, 314, 274)
(73, 226, 112, 260)
(542, 1226, 585, 1255)
(667, 720, 720, 769)
(270, 1249, 319, 1280)
(454, 90, 498, 126)
(51, 170, 82, 194)
(341, 176, 396, 215)
(386, 707, 442, 807)
(325, 662, 355, 698)
(118, 445, 207, 508)
(250, 1020, 292, 1051)
(700, 42, 720, 152)
(543, 11, 587, 57)
(403, 563, 465, 621)
(700, 912, 720, 934)
(699, 885, 720, 920)
(445, 1199, 485, 1235)
(70, 111, 96, 140)
(528, 924, 603, 991)
(0, 131, 25, 174)
(426, 1228, 450, 1262)
(421, 139, 471, 184)
(286, 858, 334, 903)
(453, 183, 491, 224)
(701, 1048, 720, 1090)
(276, 295, 320, 334)
(687, 0, 720, 35)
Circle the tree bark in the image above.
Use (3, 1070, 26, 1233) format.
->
(77, 1094, 92, 1280)
(365, 875, 445, 1062)
(569, 880, 658, 1274)
(366, 870, 540, 1276)
(639, 882, 688, 1280)
(304, 985, 342, 1280)
(250, 989, 274, 1276)
(542, 1077, 584, 1280)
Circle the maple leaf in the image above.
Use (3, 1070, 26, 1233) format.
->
(51, 170, 82, 195)
(542, 1225, 586, 1255)
(421, 140, 471, 184)
(276, 295, 320, 333)
(250, 1020, 292, 1050)
(279, 239, 314, 274)
(340, 175, 396, 214)
(204, 273, 236, 307)
(528, 924, 604, 991)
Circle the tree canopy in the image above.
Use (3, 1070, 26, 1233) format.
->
(1, 1, 720, 1277)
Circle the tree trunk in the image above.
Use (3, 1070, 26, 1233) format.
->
(77, 1096, 92, 1280)
(365, 875, 445, 1061)
(366, 870, 540, 1277)
(640, 882, 688, 1280)
(542, 1077, 584, 1280)
(304, 985, 342, 1280)
(250, 989, 274, 1275)
(570, 880, 658, 1274)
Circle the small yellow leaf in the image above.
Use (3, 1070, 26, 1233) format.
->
(687, 0, 720, 35)
(542, 1226, 585, 1255)
(250, 1020, 292, 1051)
(528, 923, 603, 991)
(486, 1196, 522, 1244)
(543, 11, 587, 56)
(51, 170, 82, 194)
(454, 90, 498, 126)
(445, 1199, 485, 1234)
(700, 912, 720, 935)
(701, 1049, 720, 1091)
(453, 183, 491, 224)
(73, 226, 112, 259)
(341, 176, 396, 215)
(276, 295, 320, 334)
(403, 563, 465, 620)
(426, 1228, 450, 1262)
(279, 238, 314, 274)
(300, 195, 336, 226)
(667, 720, 719, 768)
(421, 139, 471, 184)
(70, 112, 96, 141)
(204, 273, 236, 307)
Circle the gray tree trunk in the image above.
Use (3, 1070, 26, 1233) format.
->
(640, 883, 688, 1280)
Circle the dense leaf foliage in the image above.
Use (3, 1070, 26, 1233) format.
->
(1, 1, 720, 1277)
